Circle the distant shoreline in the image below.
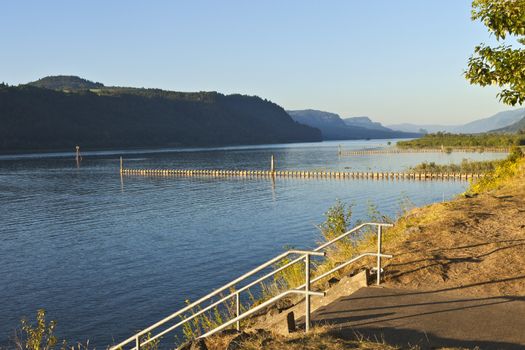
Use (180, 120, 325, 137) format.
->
(0, 138, 411, 160)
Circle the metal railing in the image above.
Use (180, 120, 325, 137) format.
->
(110, 222, 393, 350)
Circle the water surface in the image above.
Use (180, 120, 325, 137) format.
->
(0, 140, 506, 346)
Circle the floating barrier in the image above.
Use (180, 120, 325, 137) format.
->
(120, 167, 482, 181)
(117, 155, 484, 181)
(338, 147, 511, 156)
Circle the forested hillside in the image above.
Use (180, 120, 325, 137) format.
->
(0, 81, 321, 152)
(28, 75, 104, 91)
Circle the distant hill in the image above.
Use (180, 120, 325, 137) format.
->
(287, 109, 421, 140)
(388, 108, 525, 134)
(491, 117, 525, 133)
(0, 77, 321, 152)
(456, 108, 525, 133)
(343, 116, 392, 131)
(28, 75, 104, 91)
(387, 123, 455, 134)
(287, 110, 348, 135)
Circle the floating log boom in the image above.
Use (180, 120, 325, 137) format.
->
(339, 147, 511, 156)
(120, 167, 482, 181)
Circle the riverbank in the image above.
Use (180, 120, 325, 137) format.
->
(202, 149, 525, 349)
(383, 157, 525, 296)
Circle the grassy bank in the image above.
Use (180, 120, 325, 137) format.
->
(467, 147, 524, 195)
(376, 146, 525, 257)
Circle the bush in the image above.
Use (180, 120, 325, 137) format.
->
(408, 159, 501, 174)
(467, 147, 524, 195)
(14, 309, 62, 350)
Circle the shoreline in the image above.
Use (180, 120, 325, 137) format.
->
(0, 138, 406, 160)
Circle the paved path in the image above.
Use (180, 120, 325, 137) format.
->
(311, 287, 525, 349)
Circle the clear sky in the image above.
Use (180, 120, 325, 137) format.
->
(1, 0, 520, 125)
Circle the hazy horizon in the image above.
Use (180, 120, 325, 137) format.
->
(2, 0, 521, 125)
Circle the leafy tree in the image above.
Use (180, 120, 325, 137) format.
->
(465, 0, 525, 105)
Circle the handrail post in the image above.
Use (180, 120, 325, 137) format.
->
(135, 335, 141, 350)
(376, 225, 382, 285)
(305, 254, 311, 332)
(235, 292, 240, 331)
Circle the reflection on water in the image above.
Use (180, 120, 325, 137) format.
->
(0, 140, 506, 346)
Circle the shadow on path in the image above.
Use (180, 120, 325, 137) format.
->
(308, 285, 525, 350)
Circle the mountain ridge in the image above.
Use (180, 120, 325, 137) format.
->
(287, 109, 421, 140)
(0, 77, 321, 152)
(459, 108, 525, 133)
(343, 116, 392, 131)
(388, 108, 525, 134)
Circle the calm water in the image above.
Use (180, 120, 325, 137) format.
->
(0, 140, 506, 346)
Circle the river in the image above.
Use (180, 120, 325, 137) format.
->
(0, 139, 506, 347)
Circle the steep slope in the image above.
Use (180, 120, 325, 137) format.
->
(0, 83, 321, 152)
(343, 116, 392, 131)
(287, 109, 349, 139)
(288, 109, 421, 140)
(491, 116, 525, 133)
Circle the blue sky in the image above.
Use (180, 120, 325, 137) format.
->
(1, 0, 519, 124)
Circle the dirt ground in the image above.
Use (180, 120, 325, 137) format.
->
(383, 163, 525, 297)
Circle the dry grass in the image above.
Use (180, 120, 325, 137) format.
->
(206, 327, 398, 350)
(205, 326, 475, 350)
(382, 157, 525, 296)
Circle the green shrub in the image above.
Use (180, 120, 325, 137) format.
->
(408, 159, 502, 174)
(467, 146, 524, 195)
(14, 309, 62, 350)
(273, 249, 306, 290)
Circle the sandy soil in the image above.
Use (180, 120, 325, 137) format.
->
(383, 163, 525, 297)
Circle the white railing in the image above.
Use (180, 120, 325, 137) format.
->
(111, 222, 393, 350)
